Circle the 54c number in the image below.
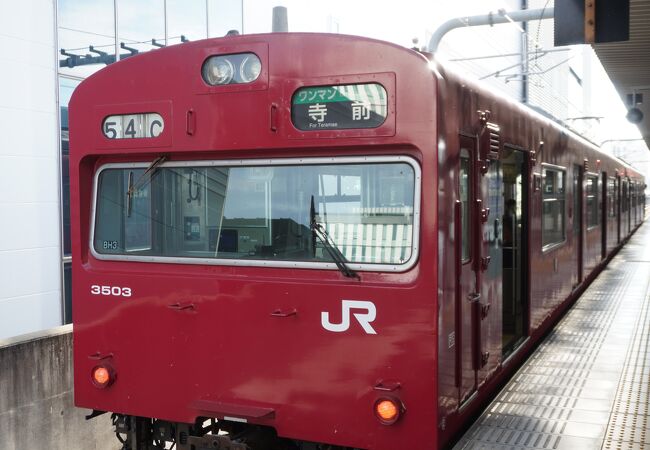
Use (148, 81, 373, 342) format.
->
(90, 285, 132, 297)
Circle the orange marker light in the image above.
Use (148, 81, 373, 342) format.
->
(374, 398, 401, 425)
(91, 365, 113, 388)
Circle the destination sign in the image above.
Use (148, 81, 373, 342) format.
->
(291, 83, 387, 131)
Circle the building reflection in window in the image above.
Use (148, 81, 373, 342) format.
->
(58, 0, 243, 73)
(59, 77, 80, 258)
(117, 0, 165, 53)
(58, 0, 116, 77)
(167, 0, 207, 42)
(59, 76, 80, 324)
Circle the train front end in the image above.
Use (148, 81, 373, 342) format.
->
(69, 33, 438, 450)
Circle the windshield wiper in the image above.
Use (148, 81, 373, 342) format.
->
(310, 195, 360, 280)
(126, 154, 168, 216)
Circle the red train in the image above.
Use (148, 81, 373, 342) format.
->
(69, 33, 645, 449)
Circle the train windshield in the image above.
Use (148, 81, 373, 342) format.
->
(93, 158, 418, 268)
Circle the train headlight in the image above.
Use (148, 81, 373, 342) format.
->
(239, 54, 262, 83)
(201, 53, 261, 86)
(91, 364, 115, 388)
(202, 56, 234, 85)
(374, 397, 403, 425)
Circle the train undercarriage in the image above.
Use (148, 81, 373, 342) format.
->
(107, 414, 357, 450)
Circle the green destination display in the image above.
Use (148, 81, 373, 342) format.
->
(292, 83, 388, 131)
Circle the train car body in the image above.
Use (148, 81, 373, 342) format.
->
(69, 33, 645, 450)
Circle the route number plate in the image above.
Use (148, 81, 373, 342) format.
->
(102, 113, 164, 139)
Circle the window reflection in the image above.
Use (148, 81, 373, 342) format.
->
(117, 0, 165, 53)
(58, 0, 243, 74)
(58, 0, 116, 77)
(459, 149, 471, 261)
(63, 262, 72, 324)
(542, 168, 566, 248)
(59, 76, 79, 325)
(586, 175, 599, 229)
(608, 178, 617, 218)
(60, 77, 80, 257)
(167, 0, 207, 43)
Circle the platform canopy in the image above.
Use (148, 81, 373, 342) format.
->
(593, 0, 650, 150)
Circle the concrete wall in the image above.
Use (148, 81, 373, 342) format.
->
(0, 327, 118, 450)
(0, 0, 63, 339)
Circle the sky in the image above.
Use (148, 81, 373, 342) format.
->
(241, 0, 524, 47)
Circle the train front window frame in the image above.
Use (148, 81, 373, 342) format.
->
(541, 164, 566, 250)
(90, 156, 421, 273)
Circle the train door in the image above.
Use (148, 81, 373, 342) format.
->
(617, 175, 622, 243)
(456, 136, 477, 404)
(573, 164, 584, 286)
(634, 182, 641, 225)
(632, 182, 638, 226)
(622, 178, 629, 236)
(626, 180, 631, 233)
(628, 179, 632, 232)
(631, 182, 637, 228)
(627, 179, 632, 233)
(501, 148, 528, 358)
(601, 172, 607, 259)
(476, 138, 503, 386)
(628, 180, 634, 227)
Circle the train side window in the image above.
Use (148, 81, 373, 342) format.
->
(622, 180, 629, 213)
(608, 178, 617, 218)
(459, 149, 471, 262)
(586, 174, 599, 229)
(542, 166, 566, 249)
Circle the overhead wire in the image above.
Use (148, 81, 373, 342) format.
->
(534, 0, 553, 66)
(60, 26, 185, 53)
(441, 0, 579, 127)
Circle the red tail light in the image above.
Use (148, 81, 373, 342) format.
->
(91, 365, 115, 388)
(374, 397, 403, 425)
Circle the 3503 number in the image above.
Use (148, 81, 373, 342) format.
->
(90, 285, 132, 297)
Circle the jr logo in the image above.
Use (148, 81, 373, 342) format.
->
(321, 300, 377, 335)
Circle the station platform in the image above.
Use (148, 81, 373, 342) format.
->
(454, 223, 650, 450)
